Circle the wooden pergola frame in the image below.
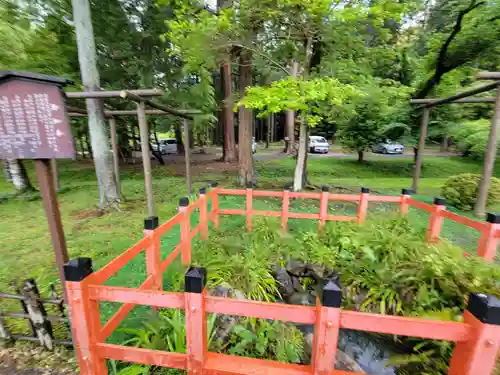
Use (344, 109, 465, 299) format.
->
(64, 88, 201, 217)
(410, 72, 500, 217)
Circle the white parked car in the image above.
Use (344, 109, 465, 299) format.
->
(155, 138, 177, 154)
(309, 136, 329, 154)
(372, 140, 404, 154)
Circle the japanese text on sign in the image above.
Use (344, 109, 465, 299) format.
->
(0, 79, 74, 159)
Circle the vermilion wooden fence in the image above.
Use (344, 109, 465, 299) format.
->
(65, 185, 500, 375)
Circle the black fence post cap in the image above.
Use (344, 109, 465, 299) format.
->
(209, 181, 218, 187)
(486, 213, 500, 224)
(402, 189, 413, 195)
(321, 186, 330, 192)
(467, 293, 500, 325)
(361, 187, 370, 194)
(64, 258, 93, 282)
(199, 187, 206, 195)
(321, 278, 342, 308)
(434, 197, 446, 206)
(144, 216, 159, 230)
(179, 197, 189, 207)
(184, 267, 206, 293)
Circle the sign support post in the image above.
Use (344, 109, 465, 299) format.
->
(35, 159, 70, 300)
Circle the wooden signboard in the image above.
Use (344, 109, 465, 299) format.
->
(0, 71, 74, 159)
(0, 71, 74, 301)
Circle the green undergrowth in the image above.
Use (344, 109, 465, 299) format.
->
(111, 216, 500, 374)
(193, 217, 500, 313)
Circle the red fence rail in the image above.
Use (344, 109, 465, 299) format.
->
(65, 185, 500, 375)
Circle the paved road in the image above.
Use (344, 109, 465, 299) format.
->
(254, 151, 456, 161)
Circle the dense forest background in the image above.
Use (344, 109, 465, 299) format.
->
(1, 0, 500, 191)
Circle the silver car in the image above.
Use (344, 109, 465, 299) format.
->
(372, 140, 404, 154)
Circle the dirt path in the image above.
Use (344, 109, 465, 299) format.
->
(0, 348, 76, 375)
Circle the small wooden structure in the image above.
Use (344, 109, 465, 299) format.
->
(0, 279, 71, 349)
(410, 72, 500, 217)
(65, 185, 500, 375)
(64, 88, 201, 217)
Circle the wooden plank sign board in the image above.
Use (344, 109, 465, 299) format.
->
(0, 71, 75, 159)
(0, 71, 74, 301)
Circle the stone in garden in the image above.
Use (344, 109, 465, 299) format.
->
(287, 259, 307, 276)
(286, 292, 315, 306)
(291, 275, 304, 293)
(305, 263, 325, 282)
(208, 284, 246, 343)
(274, 268, 295, 297)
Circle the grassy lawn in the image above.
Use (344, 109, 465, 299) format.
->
(1, 155, 499, 338)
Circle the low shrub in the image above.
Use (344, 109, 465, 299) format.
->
(451, 119, 491, 159)
(441, 173, 500, 210)
(118, 217, 500, 374)
(194, 217, 500, 314)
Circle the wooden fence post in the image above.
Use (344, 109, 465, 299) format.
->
(64, 258, 107, 375)
(21, 279, 54, 350)
(13, 281, 37, 337)
(179, 197, 191, 265)
(144, 216, 161, 291)
(184, 267, 207, 375)
(282, 187, 290, 232)
(448, 293, 500, 375)
(426, 198, 446, 243)
(0, 315, 11, 341)
(210, 182, 219, 228)
(246, 183, 253, 231)
(477, 213, 500, 261)
(357, 187, 370, 223)
(199, 187, 209, 240)
(319, 186, 329, 229)
(400, 189, 411, 215)
(312, 277, 341, 375)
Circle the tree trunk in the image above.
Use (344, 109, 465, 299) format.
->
(150, 129, 165, 165)
(85, 133, 92, 159)
(221, 61, 237, 162)
(293, 119, 308, 191)
(217, 0, 236, 160)
(266, 114, 271, 148)
(270, 113, 275, 143)
(175, 123, 185, 154)
(357, 150, 364, 163)
(440, 136, 450, 152)
(238, 50, 255, 186)
(3, 160, 12, 182)
(286, 61, 299, 155)
(474, 87, 500, 217)
(189, 128, 194, 149)
(72, 0, 119, 208)
(6, 159, 34, 192)
(78, 135, 86, 159)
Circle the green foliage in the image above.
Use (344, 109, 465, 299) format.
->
(335, 79, 412, 156)
(192, 226, 282, 301)
(113, 309, 217, 374)
(196, 217, 500, 313)
(219, 319, 304, 364)
(191, 217, 500, 373)
(238, 77, 359, 126)
(442, 173, 500, 211)
(450, 119, 492, 159)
